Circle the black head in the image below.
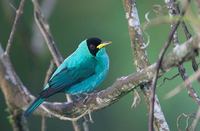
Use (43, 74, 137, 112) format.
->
(86, 37, 102, 56)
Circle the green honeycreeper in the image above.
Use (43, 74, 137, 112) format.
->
(24, 37, 111, 117)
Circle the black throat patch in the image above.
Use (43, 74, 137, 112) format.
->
(86, 37, 102, 56)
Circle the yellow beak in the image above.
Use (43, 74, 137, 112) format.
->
(97, 41, 112, 49)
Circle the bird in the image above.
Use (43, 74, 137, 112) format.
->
(24, 37, 111, 117)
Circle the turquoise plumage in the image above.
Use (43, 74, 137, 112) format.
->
(24, 37, 111, 117)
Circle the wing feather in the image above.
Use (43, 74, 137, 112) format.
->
(40, 63, 96, 98)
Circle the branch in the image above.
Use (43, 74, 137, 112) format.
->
(123, 0, 169, 130)
(83, 116, 90, 131)
(31, 0, 57, 55)
(31, 0, 63, 66)
(72, 121, 81, 131)
(191, 107, 200, 130)
(31, 0, 82, 130)
(3, 0, 29, 131)
(149, 1, 191, 130)
(43, 60, 54, 85)
(39, 61, 54, 131)
(165, 68, 200, 99)
(0, 35, 199, 120)
(8, 109, 29, 131)
(5, 0, 26, 55)
(41, 115, 46, 131)
(165, 0, 200, 105)
(123, 0, 149, 69)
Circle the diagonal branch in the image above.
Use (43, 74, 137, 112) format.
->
(5, 0, 26, 55)
(31, 0, 90, 130)
(123, 0, 169, 130)
(31, 0, 63, 66)
(149, 1, 191, 130)
(166, 0, 199, 72)
(31, 0, 57, 55)
(31, 0, 82, 130)
(0, 35, 199, 120)
(165, 0, 200, 105)
(3, 0, 28, 131)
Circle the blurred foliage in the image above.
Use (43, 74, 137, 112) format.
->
(0, 0, 200, 131)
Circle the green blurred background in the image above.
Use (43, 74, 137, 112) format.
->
(0, 0, 200, 130)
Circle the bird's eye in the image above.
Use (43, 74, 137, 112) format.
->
(90, 44, 96, 50)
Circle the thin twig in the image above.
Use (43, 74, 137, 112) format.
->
(172, 1, 200, 80)
(31, 0, 57, 55)
(149, 1, 191, 131)
(165, 69, 200, 100)
(72, 121, 81, 131)
(5, 0, 26, 55)
(158, 73, 179, 88)
(166, 0, 200, 105)
(69, 97, 82, 131)
(191, 107, 200, 130)
(83, 116, 90, 131)
(31, 0, 63, 66)
(41, 115, 46, 131)
(178, 65, 200, 104)
(149, 18, 180, 131)
(31, 0, 82, 130)
(65, 91, 82, 131)
(43, 60, 54, 85)
(131, 90, 141, 108)
(40, 60, 54, 131)
(177, 113, 195, 131)
(171, 0, 200, 76)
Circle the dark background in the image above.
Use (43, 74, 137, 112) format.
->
(0, 0, 199, 130)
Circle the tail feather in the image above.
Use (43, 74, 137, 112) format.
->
(24, 97, 44, 117)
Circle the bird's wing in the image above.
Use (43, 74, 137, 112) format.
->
(39, 65, 96, 98)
